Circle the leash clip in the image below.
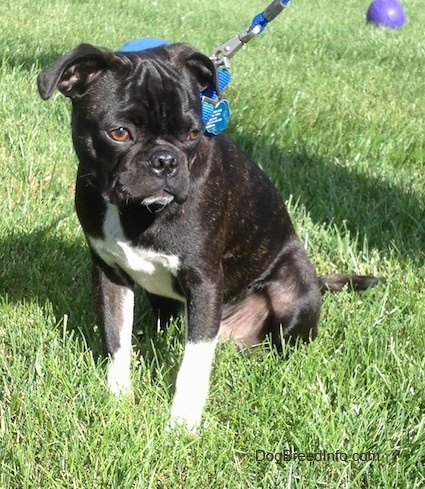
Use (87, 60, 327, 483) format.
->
(210, 24, 262, 69)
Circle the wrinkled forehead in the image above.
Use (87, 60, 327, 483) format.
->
(75, 53, 203, 135)
(115, 54, 202, 132)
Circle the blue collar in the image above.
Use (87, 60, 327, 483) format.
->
(201, 67, 231, 135)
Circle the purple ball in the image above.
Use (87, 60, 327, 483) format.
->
(367, 0, 406, 28)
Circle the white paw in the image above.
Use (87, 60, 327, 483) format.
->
(107, 361, 131, 396)
(168, 401, 202, 433)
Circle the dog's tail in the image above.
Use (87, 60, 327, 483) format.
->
(318, 274, 379, 295)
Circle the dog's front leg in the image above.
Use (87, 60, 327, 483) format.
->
(92, 256, 134, 396)
(170, 276, 222, 432)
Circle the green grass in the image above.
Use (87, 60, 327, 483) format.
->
(1, 0, 424, 487)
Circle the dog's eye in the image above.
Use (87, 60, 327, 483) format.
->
(187, 129, 201, 141)
(108, 127, 131, 142)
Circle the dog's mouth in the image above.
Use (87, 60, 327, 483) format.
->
(106, 182, 189, 210)
(141, 190, 175, 211)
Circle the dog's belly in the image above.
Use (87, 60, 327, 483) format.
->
(88, 203, 185, 302)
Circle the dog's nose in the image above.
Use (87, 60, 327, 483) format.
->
(149, 149, 178, 177)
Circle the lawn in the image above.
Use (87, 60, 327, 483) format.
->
(0, 0, 424, 487)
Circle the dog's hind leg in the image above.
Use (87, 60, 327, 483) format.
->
(266, 278, 321, 352)
(219, 293, 272, 349)
(219, 276, 321, 352)
(265, 247, 322, 351)
(220, 242, 322, 352)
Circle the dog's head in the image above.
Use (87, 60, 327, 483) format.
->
(38, 43, 217, 207)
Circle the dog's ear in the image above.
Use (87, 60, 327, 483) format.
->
(37, 44, 117, 100)
(168, 43, 219, 94)
(185, 52, 218, 93)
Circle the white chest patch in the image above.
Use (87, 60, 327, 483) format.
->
(89, 203, 185, 302)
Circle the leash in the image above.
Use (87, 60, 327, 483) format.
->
(204, 0, 291, 134)
(210, 0, 291, 69)
(118, 0, 291, 135)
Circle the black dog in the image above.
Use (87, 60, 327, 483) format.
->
(38, 43, 376, 430)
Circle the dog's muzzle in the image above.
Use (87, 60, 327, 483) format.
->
(106, 144, 190, 207)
